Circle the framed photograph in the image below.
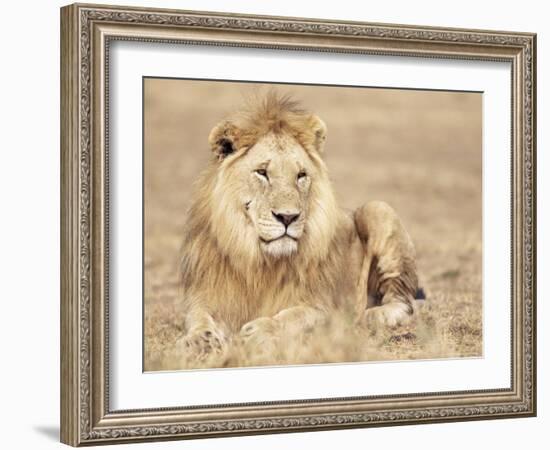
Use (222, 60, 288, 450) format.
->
(60, 3, 537, 446)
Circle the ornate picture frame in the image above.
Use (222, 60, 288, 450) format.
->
(60, 3, 536, 446)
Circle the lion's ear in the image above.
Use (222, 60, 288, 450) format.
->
(309, 115, 327, 154)
(208, 120, 241, 160)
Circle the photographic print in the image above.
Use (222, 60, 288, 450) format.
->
(61, 5, 535, 444)
(143, 79, 482, 371)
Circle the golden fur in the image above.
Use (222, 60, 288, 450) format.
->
(178, 92, 419, 356)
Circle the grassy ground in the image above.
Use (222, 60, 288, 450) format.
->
(143, 79, 482, 371)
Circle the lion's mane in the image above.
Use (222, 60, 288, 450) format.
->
(179, 93, 353, 331)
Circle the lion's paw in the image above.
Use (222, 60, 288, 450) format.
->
(180, 325, 227, 359)
(239, 317, 280, 352)
(363, 302, 412, 328)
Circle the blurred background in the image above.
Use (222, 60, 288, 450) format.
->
(143, 78, 482, 370)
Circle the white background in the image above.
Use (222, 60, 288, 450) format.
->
(111, 43, 511, 409)
(0, 0, 546, 449)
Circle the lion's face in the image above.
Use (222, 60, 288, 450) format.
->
(234, 133, 315, 257)
(205, 95, 339, 264)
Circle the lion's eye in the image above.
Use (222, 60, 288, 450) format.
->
(297, 171, 307, 180)
(255, 169, 268, 179)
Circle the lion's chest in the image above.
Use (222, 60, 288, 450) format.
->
(211, 247, 363, 331)
(211, 273, 304, 331)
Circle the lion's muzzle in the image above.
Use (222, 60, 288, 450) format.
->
(257, 209, 304, 257)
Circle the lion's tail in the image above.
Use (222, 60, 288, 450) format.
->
(415, 287, 426, 300)
(355, 254, 427, 321)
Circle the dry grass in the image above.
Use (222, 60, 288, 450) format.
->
(143, 79, 482, 371)
(145, 298, 482, 371)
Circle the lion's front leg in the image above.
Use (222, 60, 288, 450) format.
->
(239, 306, 325, 352)
(178, 307, 229, 359)
(354, 201, 419, 328)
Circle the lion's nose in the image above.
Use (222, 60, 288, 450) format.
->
(272, 211, 300, 227)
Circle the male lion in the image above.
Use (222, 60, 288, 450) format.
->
(178, 92, 421, 357)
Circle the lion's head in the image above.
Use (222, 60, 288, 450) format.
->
(186, 92, 340, 273)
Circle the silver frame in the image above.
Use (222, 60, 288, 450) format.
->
(60, 3, 536, 446)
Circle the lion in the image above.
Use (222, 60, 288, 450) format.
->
(177, 92, 421, 357)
